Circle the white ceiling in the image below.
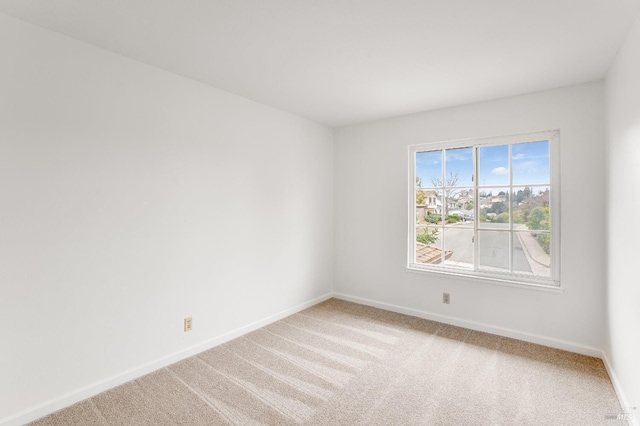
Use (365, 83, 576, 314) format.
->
(1, 0, 639, 127)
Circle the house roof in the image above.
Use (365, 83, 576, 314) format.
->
(416, 243, 453, 264)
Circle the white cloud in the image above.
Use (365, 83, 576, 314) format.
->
(492, 166, 508, 175)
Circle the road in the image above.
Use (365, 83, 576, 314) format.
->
(439, 222, 531, 273)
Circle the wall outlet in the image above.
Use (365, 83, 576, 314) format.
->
(184, 317, 193, 332)
(443, 293, 450, 304)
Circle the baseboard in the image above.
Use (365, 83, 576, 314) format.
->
(332, 292, 603, 358)
(601, 352, 638, 426)
(6, 292, 632, 426)
(333, 293, 640, 422)
(0, 292, 332, 426)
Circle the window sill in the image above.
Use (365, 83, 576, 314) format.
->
(406, 265, 564, 293)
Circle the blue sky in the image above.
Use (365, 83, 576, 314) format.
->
(416, 140, 549, 188)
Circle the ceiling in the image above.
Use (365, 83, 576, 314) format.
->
(1, 0, 639, 127)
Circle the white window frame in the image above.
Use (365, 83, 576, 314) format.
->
(408, 130, 561, 289)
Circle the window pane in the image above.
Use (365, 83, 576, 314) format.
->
(416, 150, 442, 189)
(443, 188, 474, 225)
(453, 188, 475, 222)
(511, 186, 550, 230)
(444, 147, 473, 187)
(514, 231, 551, 278)
(478, 188, 510, 228)
(478, 145, 508, 186)
(442, 225, 474, 269)
(478, 230, 510, 273)
(512, 141, 550, 185)
(416, 190, 443, 219)
(416, 227, 445, 264)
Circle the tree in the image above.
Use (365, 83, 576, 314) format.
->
(416, 228, 439, 244)
(431, 171, 460, 216)
(527, 206, 549, 230)
(512, 211, 525, 224)
(495, 212, 510, 223)
(425, 213, 441, 224)
(488, 202, 508, 215)
(513, 187, 532, 204)
(416, 177, 426, 205)
(527, 206, 550, 254)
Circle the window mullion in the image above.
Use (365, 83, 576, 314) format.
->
(473, 146, 479, 272)
(508, 144, 513, 273)
(441, 149, 446, 264)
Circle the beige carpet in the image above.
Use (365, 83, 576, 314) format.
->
(29, 299, 622, 425)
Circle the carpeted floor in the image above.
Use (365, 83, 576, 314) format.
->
(29, 299, 622, 425)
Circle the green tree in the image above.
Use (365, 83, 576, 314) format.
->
(527, 207, 550, 230)
(512, 211, 525, 224)
(495, 212, 510, 223)
(525, 206, 551, 254)
(446, 214, 460, 223)
(416, 228, 439, 244)
(488, 202, 508, 215)
(425, 213, 441, 224)
(536, 234, 550, 254)
(416, 177, 426, 204)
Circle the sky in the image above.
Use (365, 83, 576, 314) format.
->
(416, 140, 550, 189)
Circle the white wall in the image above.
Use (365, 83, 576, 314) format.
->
(334, 82, 606, 352)
(605, 15, 640, 420)
(0, 13, 333, 424)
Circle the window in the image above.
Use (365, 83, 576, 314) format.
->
(408, 130, 560, 288)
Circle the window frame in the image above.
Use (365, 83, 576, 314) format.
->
(408, 130, 561, 289)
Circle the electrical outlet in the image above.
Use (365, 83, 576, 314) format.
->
(443, 293, 450, 304)
(184, 317, 193, 332)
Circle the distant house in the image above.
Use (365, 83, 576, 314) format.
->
(416, 189, 461, 218)
(416, 190, 440, 217)
(457, 189, 474, 207)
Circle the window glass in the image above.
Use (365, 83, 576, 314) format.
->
(512, 141, 549, 185)
(444, 147, 473, 187)
(416, 150, 442, 189)
(409, 132, 559, 287)
(478, 144, 508, 186)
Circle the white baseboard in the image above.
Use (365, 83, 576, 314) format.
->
(0, 293, 332, 426)
(332, 292, 603, 357)
(336, 294, 637, 425)
(333, 293, 640, 423)
(601, 352, 639, 426)
(5, 292, 634, 426)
